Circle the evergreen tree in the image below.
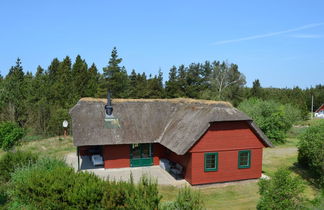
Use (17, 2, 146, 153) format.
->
(56, 56, 73, 107)
(28, 66, 50, 134)
(251, 79, 262, 98)
(165, 66, 180, 98)
(85, 63, 99, 97)
(177, 65, 187, 97)
(72, 55, 88, 99)
(101, 47, 129, 98)
(186, 63, 203, 98)
(128, 69, 138, 98)
(146, 70, 164, 98)
(3, 58, 26, 126)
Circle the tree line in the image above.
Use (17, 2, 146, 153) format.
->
(0, 47, 323, 135)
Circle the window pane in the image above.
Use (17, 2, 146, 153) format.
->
(141, 144, 151, 158)
(239, 151, 250, 168)
(131, 144, 141, 159)
(205, 153, 216, 169)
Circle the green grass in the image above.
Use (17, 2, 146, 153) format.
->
(0, 136, 75, 160)
(296, 118, 324, 126)
(159, 182, 259, 210)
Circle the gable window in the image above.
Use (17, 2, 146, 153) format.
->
(238, 150, 251, 169)
(204, 152, 218, 172)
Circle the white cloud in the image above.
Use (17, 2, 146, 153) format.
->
(212, 22, 324, 45)
(289, 34, 323, 38)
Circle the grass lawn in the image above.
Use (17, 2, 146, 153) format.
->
(0, 131, 320, 209)
(159, 182, 260, 210)
(0, 136, 75, 160)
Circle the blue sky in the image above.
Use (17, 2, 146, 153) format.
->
(0, 0, 323, 88)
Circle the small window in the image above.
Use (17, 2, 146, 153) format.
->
(204, 152, 218, 172)
(238, 150, 251, 169)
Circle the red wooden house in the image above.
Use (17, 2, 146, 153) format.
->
(70, 98, 272, 185)
(315, 103, 324, 118)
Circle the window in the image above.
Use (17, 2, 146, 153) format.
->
(204, 152, 218, 172)
(238, 150, 251, 169)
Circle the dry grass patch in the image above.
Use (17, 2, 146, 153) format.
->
(0, 136, 75, 160)
(159, 182, 259, 210)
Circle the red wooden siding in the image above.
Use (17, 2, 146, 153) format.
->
(190, 149, 263, 185)
(103, 145, 130, 168)
(188, 121, 265, 185)
(153, 143, 166, 165)
(190, 121, 264, 153)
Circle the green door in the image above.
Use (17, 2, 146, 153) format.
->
(130, 144, 153, 167)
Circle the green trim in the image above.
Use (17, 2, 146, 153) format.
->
(130, 144, 153, 167)
(204, 152, 218, 172)
(238, 150, 251, 169)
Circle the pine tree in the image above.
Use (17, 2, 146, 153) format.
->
(3, 58, 26, 125)
(128, 69, 138, 98)
(28, 66, 50, 134)
(101, 47, 129, 98)
(251, 79, 262, 98)
(165, 66, 178, 98)
(85, 63, 99, 97)
(72, 55, 88, 99)
(57, 56, 73, 107)
(177, 65, 187, 97)
(146, 70, 164, 98)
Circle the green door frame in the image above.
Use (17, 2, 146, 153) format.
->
(130, 143, 153, 167)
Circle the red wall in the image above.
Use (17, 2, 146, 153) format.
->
(153, 143, 166, 165)
(190, 149, 263, 185)
(188, 121, 265, 185)
(190, 121, 264, 153)
(103, 145, 130, 168)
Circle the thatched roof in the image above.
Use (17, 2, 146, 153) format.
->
(70, 98, 272, 155)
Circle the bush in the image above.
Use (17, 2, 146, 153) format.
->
(161, 187, 204, 210)
(102, 175, 162, 209)
(0, 184, 8, 207)
(298, 120, 324, 187)
(257, 168, 305, 210)
(9, 158, 106, 209)
(0, 150, 38, 184)
(0, 122, 25, 151)
(239, 98, 301, 143)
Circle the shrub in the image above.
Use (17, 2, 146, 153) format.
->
(298, 120, 324, 187)
(102, 175, 162, 210)
(0, 150, 38, 184)
(239, 98, 301, 143)
(257, 168, 305, 210)
(161, 187, 204, 210)
(9, 158, 106, 209)
(0, 122, 25, 151)
(0, 184, 8, 207)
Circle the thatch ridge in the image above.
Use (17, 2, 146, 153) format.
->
(80, 97, 233, 107)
